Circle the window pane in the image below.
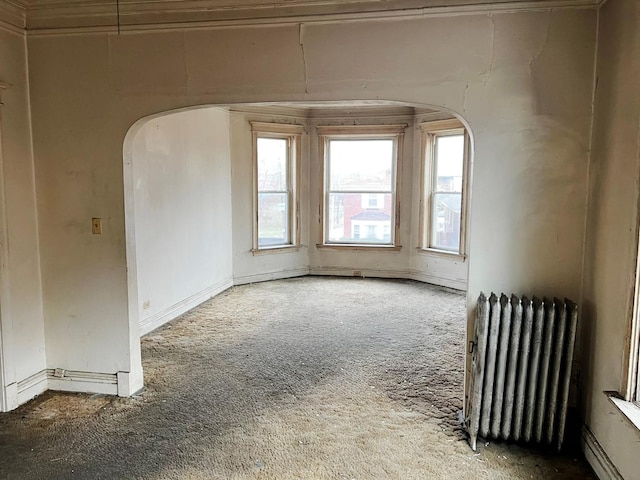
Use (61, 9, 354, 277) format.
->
(431, 192, 461, 251)
(327, 192, 392, 244)
(258, 192, 289, 247)
(257, 137, 287, 191)
(435, 135, 464, 192)
(329, 140, 393, 192)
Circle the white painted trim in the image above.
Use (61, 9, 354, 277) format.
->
(408, 269, 467, 291)
(233, 267, 310, 285)
(16, 369, 47, 405)
(24, 0, 599, 35)
(0, 81, 13, 414)
(310, 266, 409, 279)
(4, 382, 17, 411)
(47, 369, 118, 395)
(3, 368, 142, 409)
(139, 277, 234, 336)
(581, 425, 624, 480)
(308, 266, 466, 291)
(608, 394, 640, 433)
(117, 371, 142, 397)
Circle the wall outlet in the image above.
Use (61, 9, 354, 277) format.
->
(53, 368, 66, 378)
(143, 300, 151, 310)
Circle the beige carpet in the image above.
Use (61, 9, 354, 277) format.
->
(0, 277, 595, 479)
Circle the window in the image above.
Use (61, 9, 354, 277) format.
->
(317, 125, 405, 247)
(251, 122, 303, 251)
(626, 244, 640, 404)
(419, 120, 470, 254)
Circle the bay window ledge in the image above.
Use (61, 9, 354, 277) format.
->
(415, 247, 467, 260)
(606, 392, 640, 434)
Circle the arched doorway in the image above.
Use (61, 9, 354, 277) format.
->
(123, 100, 474, 395)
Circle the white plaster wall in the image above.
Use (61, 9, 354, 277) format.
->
(229, 110, 310, 284)
(581, 1, 640, 477)
(0, 27, 46, 407)
(130, 107, 233, 332)
(26, 9, 595, 396)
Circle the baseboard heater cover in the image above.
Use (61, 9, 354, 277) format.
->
(466, 293, 578, 452)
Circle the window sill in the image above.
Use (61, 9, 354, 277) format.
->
(251, 245, 303, 255)
(606, 391, 640, 434)
(415, 247, 467, 260)
(316, 243, 402, 252)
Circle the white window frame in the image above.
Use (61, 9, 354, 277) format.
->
(625, 233, 640, 404)
(419, 119, 470, 256)
(251, 122, 303, 253)
(317, 125, 405, 249)
(609, 236, 640, 429)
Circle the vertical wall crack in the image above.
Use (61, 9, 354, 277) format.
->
(463, 83, 469, 115)
(529, 11, 552, 75)
(481, 14, 496, 86)
(299, 23, 309, 95)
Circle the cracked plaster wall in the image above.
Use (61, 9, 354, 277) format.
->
(24, 8, 595, 408)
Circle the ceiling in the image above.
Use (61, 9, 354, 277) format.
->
(0, 0, 602, 33)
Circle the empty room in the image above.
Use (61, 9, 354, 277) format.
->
(0, 0, 639, 478)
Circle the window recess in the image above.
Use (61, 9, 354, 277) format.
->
(251, 122, 303, 252)
(419, 119, 470, 255)
(317, 125, 405, 248)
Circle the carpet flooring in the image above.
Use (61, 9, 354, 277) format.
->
(0, 277, 596, 479)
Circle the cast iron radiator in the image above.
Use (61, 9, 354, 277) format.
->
(466, 293, 578, 452)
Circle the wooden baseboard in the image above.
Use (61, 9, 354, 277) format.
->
(139, 277, 233, 336)
(234, 267, 309, 285)
(581, 424, 624, 480)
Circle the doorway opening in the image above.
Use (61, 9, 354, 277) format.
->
(123, 100, 474, 340)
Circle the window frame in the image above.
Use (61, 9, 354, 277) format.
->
(251, 122, 303, 253)
(418, 119, 470, 256)
(624, 233, 640, 403)
(317, 124, 405, 249)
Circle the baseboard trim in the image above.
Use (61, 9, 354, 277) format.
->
(408, 270, 467, 291)
(233, 267, 310, 285)
(310, 266, 409, 279)
(581, 424, 624, 480)
(47, 369, 119, 395)
(308, 266, 467, 291)
(139, 277, 234, 336)
(16, 370, 48, 405)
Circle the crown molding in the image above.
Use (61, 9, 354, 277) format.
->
(23, 0, 600, 34)
(0, 1, 26, 32)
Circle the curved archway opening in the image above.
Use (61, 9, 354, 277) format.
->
(123, 99, 475, 386)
